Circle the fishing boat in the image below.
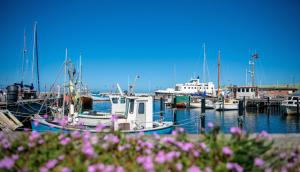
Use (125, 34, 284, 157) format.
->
(91, 94, 110, 101)
(281, 96, 300, 115)
(189, 98, 214, 109)
(215, 98, 239, 111)
(31, 95, 174, 134)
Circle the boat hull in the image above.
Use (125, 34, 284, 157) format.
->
(31, 119, 174, 134)
(215, 102, 239, 111)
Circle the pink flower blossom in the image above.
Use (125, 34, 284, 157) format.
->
(29, 131, 40, 141)
(0, 156, 15, 169)
(81, 141, 95, 157)
(254, 158, 265, 167)
(104, 134, 119, 144)
(205, 167, 212, 172)
(46, 159, 58, 169)
(176, 163, 183, 171)
(222, 146, 233, 156)
(230, 127, 242, 135)
(40, 167, 48, 172)
(187, 166, 201, 172)
(71, 130, 81, 138)
(58, 155, 65, 161)
(17, 146, 24, 152)
(61, 167, 71, 172)
(60, 137, 71, 145)
(110, 114, 118, 122)
(96, 123, 106, 132)
(207, 122, 214, 128)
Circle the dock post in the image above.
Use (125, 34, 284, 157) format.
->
(297, 97, 299, 115)
(200, 98, 206, 132)
(222, 96, 225, 111)
(201, 97, 206, 114)
(160, 97, 164, 122)
(238, 99, 244, 128)
(188, 96, 191, 108)
(173, 109, 177, 125)
(243, 96, 246, 115)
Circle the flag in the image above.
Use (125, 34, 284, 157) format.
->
(252, 53, 259, 59)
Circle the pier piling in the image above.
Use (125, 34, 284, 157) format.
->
(297, 97, 299, 115)
(201, 98, 206, 114)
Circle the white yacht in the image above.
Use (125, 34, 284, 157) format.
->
(189, 98, 215, 109)
(281, 96, 300, 115)
(155, 77, 216, 97)
(215, 98, 239, 111)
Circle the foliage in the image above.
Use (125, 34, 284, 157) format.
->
(0, 126, 299, 172)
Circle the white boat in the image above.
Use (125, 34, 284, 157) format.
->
(215, 98, 239, 110)
(189, 99, 215, 109)
(32, 95, 174, 134)
(77, 94, 127, 126)
(281, 96, 300, 115)
(91, 94, 110, 101)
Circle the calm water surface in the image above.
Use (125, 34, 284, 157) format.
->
(93, 101, 300, 134)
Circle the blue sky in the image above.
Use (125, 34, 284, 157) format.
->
(0, 0, 299, 92)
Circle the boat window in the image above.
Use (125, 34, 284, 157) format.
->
(129, 99, 135, 114)
(238, 88, 240, 92)
(246, 88, 249, 92)
(288, 101, 293, 104)
(138, 103, 145, 114)
(120, 97, 125, 104)
(112, 97, 119, 104)
(292, 97, 298, 100)
(241, 88, 244, 92)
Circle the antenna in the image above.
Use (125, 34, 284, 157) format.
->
(21, 28, 27, 83)
(217, 49, 221, 97)
(62, 48, 68, 119)
(249, 51, 259, 86)
(202, 43, 206, 83)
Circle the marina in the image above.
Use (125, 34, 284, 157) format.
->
(1, 0, 300, 171)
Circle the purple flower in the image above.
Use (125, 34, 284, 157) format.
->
(187, 166, 201, 172)
(61, 167, 71, 172)
(88, 165, 96, 172)
(155, 151, 166, 164)
(205, 167, 212, 172)
(81, 141, 95, 157)
(230, 127, 242, 135)
(58, 155, 65, 161)
(29, 131, 40, 141)
(46, 159, 58, 169)
(226, 162, 235, 170)
(43, 114, 48, 118)
(60, 137, 71, 145)
(234, 163, 243, 172)
(254, 158, 265, 167)
(110, 114, 118, 122)
(0, 156, 15, 169)
(258, 130, 272, 140)
(40, 167, 48, 172)
(176, 163, 183, 171)
(96, 123, 106, 132)
(71, 130, 81, 138)
(207, 122, 214, 128)
(38, 139, 45, 145)
(115, 166, 124, 172)
(103, 134, 119, 144)
(172, 130, 177, 135)
(227, 162, 243, 172)
(222, 146, 233, 156)
(17, 146, 24, 152)
(161, 136, 175, 143)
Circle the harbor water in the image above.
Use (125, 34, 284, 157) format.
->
(94, 100, 300, 134)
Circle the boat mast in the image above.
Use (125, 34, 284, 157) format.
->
(35, 22, 40, 93)
(21, 28, 27, 84)
(79, 53, 82, 95)
(62, 48, 68, 118)
(249, 51, 258, 86)
(31, 22, 40, 93)
(217, 49, 221, 97)
(202, 43, 206, 83)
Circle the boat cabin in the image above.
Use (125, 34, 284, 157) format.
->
(115, 96, 153, 131)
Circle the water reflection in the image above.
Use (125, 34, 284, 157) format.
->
(93, 100, 300, 134)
